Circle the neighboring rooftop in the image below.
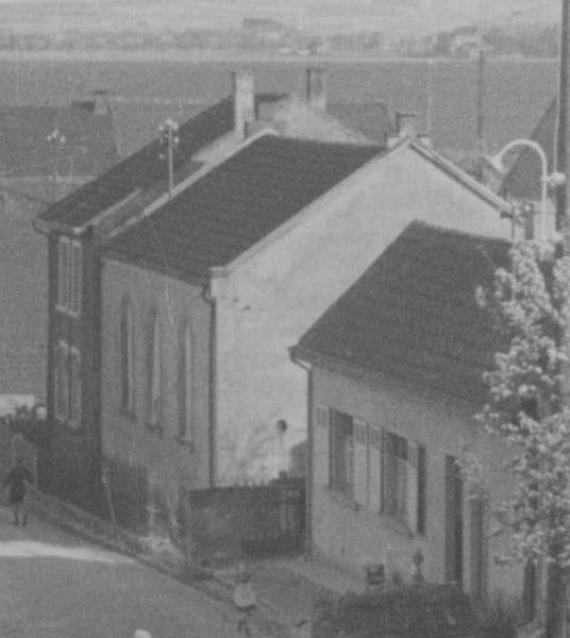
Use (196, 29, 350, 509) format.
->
(105, 133, 383, 283)
(328, 102, 394, 146)
(295, 221, 510, 404)
(0, 100, 117, 179)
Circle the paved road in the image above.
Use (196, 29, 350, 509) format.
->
(0, 509, 242, 638)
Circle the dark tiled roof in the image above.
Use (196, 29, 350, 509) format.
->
(105, 134, 382, 282)
(500, 99, 555, 200)
(38, 97, 236, 230)
(0, 102, 117, 179)
(296, 221, 510, 404)
(328, 102, 395, 145)
(38, 93, 286, 231)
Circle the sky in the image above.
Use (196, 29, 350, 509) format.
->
(0, 0, 563, 35)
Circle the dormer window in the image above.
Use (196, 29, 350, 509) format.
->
(56, 236, 82, 316)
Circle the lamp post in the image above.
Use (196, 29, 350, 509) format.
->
(487, 138, 565, 242)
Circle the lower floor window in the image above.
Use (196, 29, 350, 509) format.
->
(329, 409, 354, 496)
(54, 341, 81, 429)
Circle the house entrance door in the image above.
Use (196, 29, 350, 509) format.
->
(445, 455, 464, 588)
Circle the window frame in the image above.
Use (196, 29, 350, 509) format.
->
(69, 240, 83, 317)
(119, 297, 136, 415)
(177, 320, 194, 445)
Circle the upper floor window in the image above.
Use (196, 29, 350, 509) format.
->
(120, 298, 135, 414)
(178, 321, 194, 443)
(57, 236, 82, 316)
(147, 310, 163, 431)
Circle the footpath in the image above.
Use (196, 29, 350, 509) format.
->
(23, 485, 364, 638)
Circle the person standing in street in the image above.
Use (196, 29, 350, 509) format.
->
(2, 457, 33, 526)
(233, 562, 257, 637)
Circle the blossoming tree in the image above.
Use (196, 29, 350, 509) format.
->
(477, 239, 570, 638)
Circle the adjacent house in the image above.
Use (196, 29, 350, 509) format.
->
(291, 221, 524, 605)
(0, 93, 117, 401)
(31, 67, 397, 512)
(94, 122, 513, 531)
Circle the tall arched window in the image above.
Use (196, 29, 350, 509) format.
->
(120, 297, 135, 414)
(147, 309, 162, 430)
(178, 321, 193, 442)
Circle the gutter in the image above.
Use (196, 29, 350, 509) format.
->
(202, 283, 217, 488)
(289, 345, 313, 558)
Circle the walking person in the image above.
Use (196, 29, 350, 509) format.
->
(233, 562, 257, 637)
(2, 457, 33, 526)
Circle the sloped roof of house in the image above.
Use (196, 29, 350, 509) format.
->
(0, 101, 117, 179)
(104, 133, 383, 283)
(294, 221, 511, 404)
(36, 96, 242, 231)
(500, 98, 555, 201)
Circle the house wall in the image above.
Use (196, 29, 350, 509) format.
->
(213, 143, 512, 484)
(41, 231, 105, 513)
(99, 258, 212, 528)
(309, 363, 523, 602)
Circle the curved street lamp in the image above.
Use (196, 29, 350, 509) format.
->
(487, 138, 565, 242)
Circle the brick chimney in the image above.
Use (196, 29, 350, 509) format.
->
(395, 111, 417, 138)
(233, 70, 255, 140)
(93, 89, 111, 116)
(306, 67, 327, 111)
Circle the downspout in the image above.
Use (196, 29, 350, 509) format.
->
(202, 283, 217, 488)
(289, 346, 313, 557)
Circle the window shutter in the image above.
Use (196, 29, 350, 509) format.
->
(406, 442, 419, 532)
(315, 405, 330, 487)
(368, 425, 382, 512)
(417, 446, 427, 534)
(149, 312, 162, 426)
(353, 419, 368, 507)
(55, 342, 69, 421)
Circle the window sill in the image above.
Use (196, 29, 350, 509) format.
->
(54, 418, 83, 434)
(145, 421, 164, 438)
(176, 436, 194, 452)
(55, 305, 81, 319)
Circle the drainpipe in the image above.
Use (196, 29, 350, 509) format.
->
(202, 284, 217, 488)
(289, 346, 313, 558)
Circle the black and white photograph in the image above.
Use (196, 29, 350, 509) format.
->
(0, 0, 569, 636)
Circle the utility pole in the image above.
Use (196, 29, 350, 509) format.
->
(159, 118, 179, 199)
(556, 0, 569, 233)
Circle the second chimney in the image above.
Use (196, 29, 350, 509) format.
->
(395, 111, 417, 138)
(233, 70, 255, 140)
(306, 67, 327, 111)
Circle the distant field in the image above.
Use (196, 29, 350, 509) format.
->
(0, 56, 558, 155)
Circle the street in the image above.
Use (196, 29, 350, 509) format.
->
(0, 508, 242, 638)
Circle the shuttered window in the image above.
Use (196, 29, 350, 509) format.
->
(69, 241, 82, 316)
(315, 405, 330, 487)
(329, 409, 354, 496)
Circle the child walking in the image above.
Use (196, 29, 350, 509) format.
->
(2, 457, 33, 526)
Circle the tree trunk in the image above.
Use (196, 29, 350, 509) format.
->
(545, 561, 567, 638)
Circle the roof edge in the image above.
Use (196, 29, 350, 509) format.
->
(410, 141, 512, 215)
